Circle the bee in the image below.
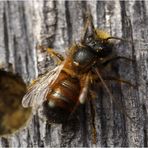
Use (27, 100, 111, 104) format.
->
(22, 14, 134, 124)
(0, 69, 31, 137)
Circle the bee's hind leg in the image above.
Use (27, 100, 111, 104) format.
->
(68, 73, 91, 119)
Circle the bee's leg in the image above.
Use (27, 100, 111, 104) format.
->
(91, 75, 136, 88)
(103, 76, 136, 88)
(102, 56, 134, 67)
(79, 74, 90, 104)
(37, 45, 64, 62)
(47, 48, 64, 61)
(93, 67, 135, 123)
(68, 74, 90, 118)
(88, 94, 97, 144)
(88, 87, 97, 144)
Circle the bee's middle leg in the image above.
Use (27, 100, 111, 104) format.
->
(37, 45, 64, 62)
(103, 76, 136, 88)
(102, 56, 134, 67)
(91, 74, 135, 88)
(47, 48, 64, 61)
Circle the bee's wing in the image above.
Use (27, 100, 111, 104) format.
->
(22, 64, 64, 109)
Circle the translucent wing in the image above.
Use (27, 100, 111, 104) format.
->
(22, 64, 64, 109)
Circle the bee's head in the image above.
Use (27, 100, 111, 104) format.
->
(81, 15, 114, 58)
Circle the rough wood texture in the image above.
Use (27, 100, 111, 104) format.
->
(0, 1, 147, 147)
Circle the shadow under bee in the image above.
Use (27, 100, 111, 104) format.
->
(0, 70, 32, 137)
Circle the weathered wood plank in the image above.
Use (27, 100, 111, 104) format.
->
(0, 1, 147, 147)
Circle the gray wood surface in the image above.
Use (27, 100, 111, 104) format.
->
(0, 1, 147, 147)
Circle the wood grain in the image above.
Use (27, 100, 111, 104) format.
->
(0, 1, 147, 147)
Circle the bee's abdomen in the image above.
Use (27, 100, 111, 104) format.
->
(48, 77, 80, 111)
(44, 72, 80, 123)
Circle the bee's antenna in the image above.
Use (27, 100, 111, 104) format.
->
(106, 37, 148, 46)
(81, 7, 97, 43)
(86, 6, 95, 30)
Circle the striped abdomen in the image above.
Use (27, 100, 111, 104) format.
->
(43, 71, 80, 123)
